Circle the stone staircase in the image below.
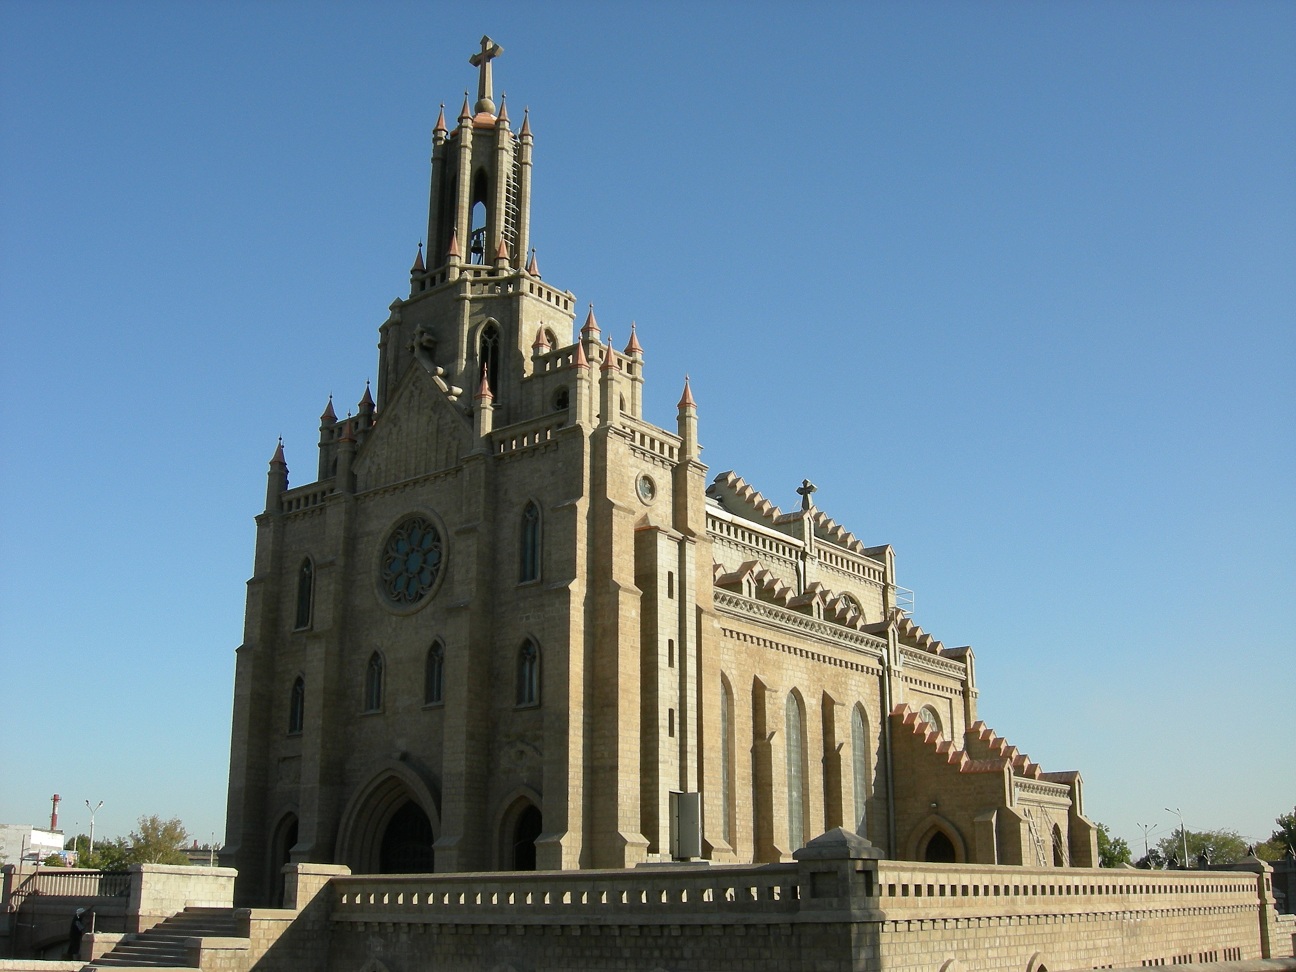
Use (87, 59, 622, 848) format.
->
(87, 906, 240, 969)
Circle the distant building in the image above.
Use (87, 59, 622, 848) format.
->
(0, 825, 64, 866)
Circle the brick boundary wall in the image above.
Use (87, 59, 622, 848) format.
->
(231, 830, 1292, 972)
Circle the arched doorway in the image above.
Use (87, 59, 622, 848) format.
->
(378, 800, 435, 873)
(270, 813, 298, 907)
(924, 830, 957, 862)
(497, 795, 543, 870)
(335, 762, 441, 875)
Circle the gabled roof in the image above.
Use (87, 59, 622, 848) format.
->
(707, 470, 869, 555)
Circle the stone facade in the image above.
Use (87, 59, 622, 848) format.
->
(223, 36, 1098, 911)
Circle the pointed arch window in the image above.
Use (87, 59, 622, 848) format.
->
(785, 692, 807, 850)
(294, 559, 314, 630)
(479, 323, 500, 393)
(519, 502, 541, 582)
(288, 676, 305, 735)
(425, 642, 444, 705)
(851, 705, 870, 835)
(720, 676, 735, 846)
(516, 639, 539, 707)
(364, 652, 384, 712)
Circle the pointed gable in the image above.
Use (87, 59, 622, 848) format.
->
(352, 364, 472, 490)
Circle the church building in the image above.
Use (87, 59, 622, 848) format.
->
(223, 37, 1098, 908)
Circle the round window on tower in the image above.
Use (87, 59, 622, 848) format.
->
(637, 474, 657, 505)
(378, 514, 445, 611)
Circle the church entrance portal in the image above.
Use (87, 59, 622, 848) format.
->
(378, 800, 435, 873)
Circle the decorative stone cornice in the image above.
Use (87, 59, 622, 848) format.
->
(713, 589, 886, 656)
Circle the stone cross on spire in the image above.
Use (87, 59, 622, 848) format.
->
(469, 35, 503, 115)
(797, 479, 817, 511)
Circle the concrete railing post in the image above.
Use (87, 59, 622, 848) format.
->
(793, 826, 886, 919)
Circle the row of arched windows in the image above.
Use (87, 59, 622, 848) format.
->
(286, 639, 541, 733)
(717, 677, 874, 855)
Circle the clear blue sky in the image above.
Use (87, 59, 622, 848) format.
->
(2, 1, 1292, 857)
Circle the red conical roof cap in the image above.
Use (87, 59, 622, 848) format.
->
(411, 242, 425, 272)
(677, 376, 696, 409)
(433, 104, 448, 134)
(624, 322, 643, 355)
(581, 304, 600, 335)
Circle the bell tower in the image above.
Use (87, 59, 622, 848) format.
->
(376, 36, 572, 424)
(426, 36, 532, 274)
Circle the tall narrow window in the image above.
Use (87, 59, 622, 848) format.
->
(294, 559, 314, 629)
(288, 677, 305, 734)
(519, 502, 541, 582)
(720, 676, 734, 846)
(479, 323, 500, 392)
(516, 639, 539, 706)
(425, 642, 444, 705)
(851, 705, 870, 835)
(786, 692, 806, 850)
(364, 652, 384, 712)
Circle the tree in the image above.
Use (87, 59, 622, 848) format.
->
(1256, 806, 1296, 860)
(1155, 827, 1248, 866)
(128, 815, 190, 865)
(1096, 823, 1131, 868)
(80, 836, 131, 871)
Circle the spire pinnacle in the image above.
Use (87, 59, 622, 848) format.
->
(475, 366, 494, 401)
(270, 438, 286, 465)
(497, 94, 509, 126)
(572, 339, 589, 369)
(624, 322, 643, 355)
(320, 395, 336, 423)
(677, 375, 696, 409)
(495, 237, 510, 260)
(525, 248, 540, 276)
(433, 103, 447, 135)
(520, 107, 532, 138)
(446, 227, 461, 260)
(411, 241, 425, 273)
(532, 326, 550, 352)
(458, 91, 472, 123)
(469, 36, 503, 115)
(580, 304, 600, 337)
(359, 380, 375, 410)
(600, 335, 618, 372)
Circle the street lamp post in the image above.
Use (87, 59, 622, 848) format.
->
(1136, 821, 1155, 862)
(85, 800, 103, 855)
(1165, 806, 1189, 868)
